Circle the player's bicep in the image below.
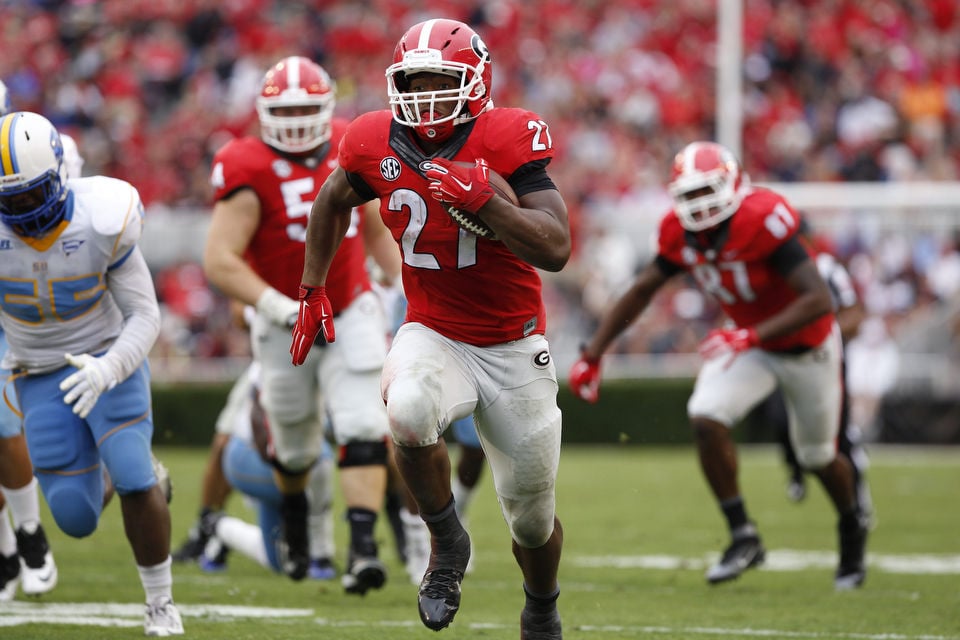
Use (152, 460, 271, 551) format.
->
(784, 258, 829, 297)
(324, 167, 373, 209)
(518, 188, 568, 229)
(206, 189, 260, 259)
(769, 235, 812, 279)
(107, 248, 160, 324)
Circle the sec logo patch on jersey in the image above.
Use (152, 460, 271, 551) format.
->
(380, 157, 401, 181)
(272, 159, 293, 179)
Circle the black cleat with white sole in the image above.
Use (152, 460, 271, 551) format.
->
(706, 526, 765, 585)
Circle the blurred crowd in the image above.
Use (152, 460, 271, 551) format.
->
(3, 0, 959, 380)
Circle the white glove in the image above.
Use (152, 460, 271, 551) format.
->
(59, 353, 120, 419)
(256, 287, 300, 328)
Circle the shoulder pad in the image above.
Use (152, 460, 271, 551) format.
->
(75, 176, 145, 244)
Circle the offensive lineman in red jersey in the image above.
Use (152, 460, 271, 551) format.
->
(569, 141, 869, 591)
(292, 19, 569, 639)
(203, 56, 401, 593)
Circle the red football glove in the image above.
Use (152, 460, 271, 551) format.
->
(698, 327, 759, 362)
(425, 158, 495, 213)
(569, 354, 602, 404)
(290, 285, 335, 365)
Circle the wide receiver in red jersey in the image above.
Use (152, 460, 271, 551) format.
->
(292, 19, 569, 639)
(569, 141, 869, 591)
(203, 56, 400, 594)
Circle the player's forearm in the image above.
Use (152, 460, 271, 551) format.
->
(836, 303, 865, 342)
(301, 202, 350, 285)
(480, 190, 570, 271)
(105, 249, 161, 381)
(494, 208, 570, 271)
(583, 280, 657, 360)
(754, 292, 833, 342)
(204, 250, 271, 308)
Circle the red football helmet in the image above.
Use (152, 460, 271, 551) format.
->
(256, 56, 335, 154)
(668, 141, 749, 232)
(386, 19, 492, 143)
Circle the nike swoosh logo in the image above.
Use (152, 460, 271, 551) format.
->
(450, 176, 473, 191)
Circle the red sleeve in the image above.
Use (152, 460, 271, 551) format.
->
(455, 108, 555, 182)
(210, 137, 264, 203)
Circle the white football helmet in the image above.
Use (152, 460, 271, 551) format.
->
(0, 111, 71, 237)
(668, 141, 748, 232)
(60, 133, 84, 180)
(0, 79, 10, 117)
(256, 56, 336, 154)
(386, 18, 492, 143)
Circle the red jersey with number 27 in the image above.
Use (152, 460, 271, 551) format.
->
(209, 119, 369, 314)
(338, 108, 554, 346)
(656, 187, 834, 352)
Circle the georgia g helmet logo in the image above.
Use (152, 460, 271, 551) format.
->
(471, 34, 490, 66)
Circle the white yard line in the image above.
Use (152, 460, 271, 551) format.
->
(0, 605, 956, 640)
(573, 550, 960, 574)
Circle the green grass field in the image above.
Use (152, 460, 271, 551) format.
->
(1, 444, 958, 639)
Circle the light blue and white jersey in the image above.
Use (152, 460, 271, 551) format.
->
(0, 175, 153, 374)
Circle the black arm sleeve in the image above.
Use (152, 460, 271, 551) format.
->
(508, 159, 557, 198)
(654, 254, 684, 278)
(768, 234, 810, 276)
(344, 170, 378, 202)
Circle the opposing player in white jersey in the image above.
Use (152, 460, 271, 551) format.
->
(197, 361, 337, 574)
(0, 111, 183, 635)
(0, 81, 58, 601)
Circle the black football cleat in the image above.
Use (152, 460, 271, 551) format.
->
(418, 530, 471, 631)
(835, 516, 868, 591)
(706, 526, 765, 585)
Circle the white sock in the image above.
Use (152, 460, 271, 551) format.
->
(1, 477, 41, 531)
(451, 477, 476, 519)
(308, 509, 335, 559)
(400, 507, 429, 540)
(0, 506, 16, 556)
(217, 515, 269, 569)
(306, 456, 335, 559)
(137, 555, 173, 605)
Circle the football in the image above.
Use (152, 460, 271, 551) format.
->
(444, 163, 518, 240)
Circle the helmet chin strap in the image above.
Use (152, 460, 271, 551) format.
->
(415, 123, 454, 143)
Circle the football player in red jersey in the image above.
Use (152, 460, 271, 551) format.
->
(569, 141, 869, 591)
(203, 56, 401, 594)
(293, 19, 569, 638)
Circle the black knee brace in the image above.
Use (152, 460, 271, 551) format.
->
(271, 457, 315, 478)
(338, 440, 388, 468)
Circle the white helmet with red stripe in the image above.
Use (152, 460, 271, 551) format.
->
(256, 56, 336, 154)
(668, 141, 748, 232)
(386, 19, 492, 143)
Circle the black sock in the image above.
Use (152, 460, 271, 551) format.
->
(838, 507, 862, 532)
(720, 497, 749, 532)
(281, 491, 308, 517)
(421, 498, 463, 540)
(347, 507, 378, 557)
